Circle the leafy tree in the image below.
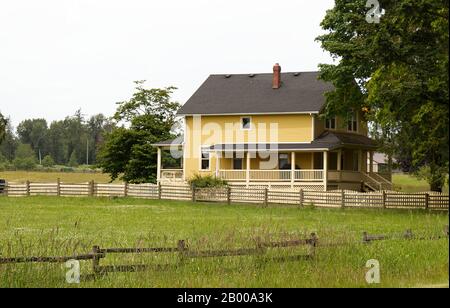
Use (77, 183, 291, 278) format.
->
(0, 118, 18, 161)
(42, 155, 55, 168)
(13, 144, 37, 170)
(98, 81, 181, 183)
(0, 112, 6, 143)
(68, 152, 79, 167)
(316, 0, 449, 191)
(17, 119, 49, 159)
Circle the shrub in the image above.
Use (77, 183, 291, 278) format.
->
(41, 155, 55, 168)
(68, 152, 79, 167)
(188, 174, 228, 188)
(13, 144, 36, 170)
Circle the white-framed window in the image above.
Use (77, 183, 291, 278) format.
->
(241, 117, 252, 130)
(325, 117, 336, 130)
(347, 111, 358, 132)
(200, 148, 210, 171)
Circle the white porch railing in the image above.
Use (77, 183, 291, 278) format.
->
(218, 170, 324, 182)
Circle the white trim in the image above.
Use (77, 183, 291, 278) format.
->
(311, 115, 315, 141)
(178, 111, 321, 116)
(182, 116, 187, 181)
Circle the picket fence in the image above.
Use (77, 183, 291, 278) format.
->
(0, 180, 448, 210)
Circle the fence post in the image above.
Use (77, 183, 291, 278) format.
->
(26, 181, 30, 197)
(362, 232, 369, 243)
(341, 190, 345, 208)
(264, 188, 268, 207)
(191, 184, 196, 202)
(89, 181, 95, 197)
(299, 189, 304, 207)
(178, 240, 187, 261)
(158, 182, 162, 199)
(382, 191, 387, 209)
(227, 186, 231, 205)
(124, 182, 129, 197)
(56, 178, 61, 197)
(92, 245, 101, 274)
(309, 233, 318, 257)
(4, 181, 8, 197)
(424, 193, 429, 210)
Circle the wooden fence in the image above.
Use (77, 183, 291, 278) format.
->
(0, 235, 318, 279)
(1, 227, 447, 279)
(0, 180, 448, 210)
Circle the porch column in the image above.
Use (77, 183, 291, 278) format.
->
(157, 147, 162, 183)
(369, 151, 374, 173)
(215, 152, 221, 177)
(291, 152, 296, 187)
(246, 152, 251, 188)
(337, 149, 343, 182)
(323, 151, 328, 191)
(358, 149, 363, 172)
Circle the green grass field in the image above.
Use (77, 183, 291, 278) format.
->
(0, 196, 448, 288)
(392, 173, 449, 193)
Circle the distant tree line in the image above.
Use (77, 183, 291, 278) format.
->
(0, 110, 115, 171)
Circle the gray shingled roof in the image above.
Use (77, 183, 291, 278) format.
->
(209, 131, 378, 152)
(177, 72, 333, 115)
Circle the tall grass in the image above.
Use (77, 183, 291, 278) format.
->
(0, 196, 448, 288)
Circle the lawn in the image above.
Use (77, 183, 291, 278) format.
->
(392, 173, 449, 193)
(0, 171, 117, 184)
(0, 196, 448, 288)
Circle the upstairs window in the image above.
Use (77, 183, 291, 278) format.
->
(348, 111, 358, 132)
(241, 117, 252, 130)
(325, 117, 336, 130)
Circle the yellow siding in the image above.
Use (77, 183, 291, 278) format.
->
(184, 113, 369, 179)
(184, 114, 314, 179)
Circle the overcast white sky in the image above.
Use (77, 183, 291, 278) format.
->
(0, 0, 335, 127)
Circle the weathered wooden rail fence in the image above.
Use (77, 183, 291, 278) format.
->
(0, 235, 319, 278)
(1, 180, 448, 210)
(1, 227, 447, 279)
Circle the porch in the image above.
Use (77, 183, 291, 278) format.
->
(213, 150, 392, 191)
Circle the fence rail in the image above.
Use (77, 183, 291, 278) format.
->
(0, 180, 448, 210)
(0, 227, 447, 279)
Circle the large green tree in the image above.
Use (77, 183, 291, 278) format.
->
(98, 81, 180, 183)
(0, 112, 6, 143)
(316, 0, 449, 191)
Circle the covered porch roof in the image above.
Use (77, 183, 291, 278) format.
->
(151, 137, 184, 147)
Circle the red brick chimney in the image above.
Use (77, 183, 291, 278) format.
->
(272, 63, 281, 89)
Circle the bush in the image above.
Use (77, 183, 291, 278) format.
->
(41, 155, 55, 168)
(188, 174, 228, 188)
(0, 153, 12, 171)
(13, 144, 36, 170)
(68, 152, 79, 167)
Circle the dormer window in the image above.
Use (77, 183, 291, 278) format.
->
(347, 111, 358, 132)
(241, 117, 252, 130)
(325, 117, 336, 130)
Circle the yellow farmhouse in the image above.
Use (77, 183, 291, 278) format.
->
(153, 64, 392, 191)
